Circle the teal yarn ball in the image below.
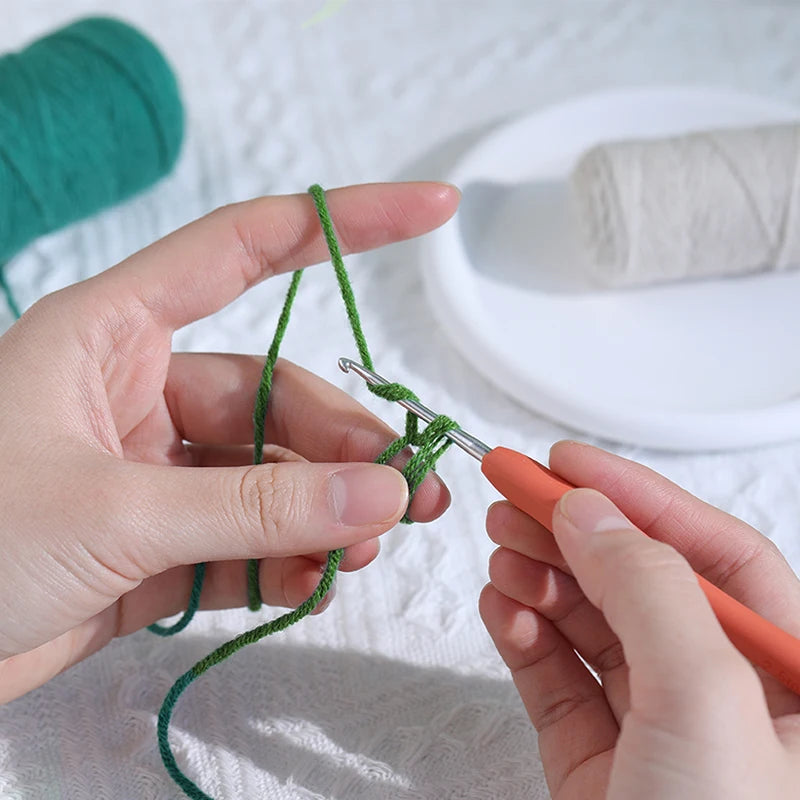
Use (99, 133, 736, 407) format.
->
(0, 17, 184, 264)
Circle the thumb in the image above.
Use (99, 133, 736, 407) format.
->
(552, 489, 765, 720)
(115, 460, 409, 573)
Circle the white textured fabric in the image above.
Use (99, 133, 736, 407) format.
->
(571, 124, 800, 287)
(2, 2, 800, 798)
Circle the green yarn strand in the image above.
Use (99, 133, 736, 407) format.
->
(197, 550, 340, 679)
(245, 557, 262, 613)
(308, 183, 374, 370)
(157, 549, 342, 800)
(155, 673, 199, 798)
(247, 267, 304, 610)
(157, 185, 461, 798)
(158, 552, 341, 799)
(147, 563, 206, 637)
(252, 268, 304, 456)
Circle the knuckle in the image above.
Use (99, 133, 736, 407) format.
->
(590, 639, 627, 675)
(372, 195, 414, 240)
(706, 535, 780, 589)
(236, 464, 303, 552)
(545, 579, 585, 623)
(230, 215, 268, 288)
(236, 465, 274, 547)
(486, 546, 505, 577)
(337, 421, 364, 463)
(534, 691, 595, 732)
(337, 420, 387, 465)
(205, 201, 273, 289)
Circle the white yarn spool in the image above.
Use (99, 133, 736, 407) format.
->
(570, 123, 800, 287)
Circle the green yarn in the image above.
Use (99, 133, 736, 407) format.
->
(157, 550, 343, 800)
(252, 269, 305, 456)
(307, 183, 375, 372)
(0, 16, 183, 312)
(147, 563, 206, 637)
(156, 185, 459, 798)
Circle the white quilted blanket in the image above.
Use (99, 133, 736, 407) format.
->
(3, 2, 800, 798)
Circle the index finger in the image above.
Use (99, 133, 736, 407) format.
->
(94, 182, 460, 330)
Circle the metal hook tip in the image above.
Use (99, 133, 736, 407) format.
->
(336, 355, 491, 460)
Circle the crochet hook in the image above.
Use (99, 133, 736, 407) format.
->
(338, 357, 800, 695)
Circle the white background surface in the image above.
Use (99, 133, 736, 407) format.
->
(2, 2, 800, 798)
(424, 87, 800, 451)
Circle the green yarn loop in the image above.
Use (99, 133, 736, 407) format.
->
(369, 382, 419, 402)
(147, 563, 206, 637)
(151, 184, 460, 798)
(0, 16, 183, 311)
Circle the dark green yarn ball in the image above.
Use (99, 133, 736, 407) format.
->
(0, 16, 184, 263)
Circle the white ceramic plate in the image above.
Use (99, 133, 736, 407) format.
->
(422, 87, 800, 451)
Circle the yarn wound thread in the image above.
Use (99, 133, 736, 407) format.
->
(0, 16, 183, 315)
(154, 184, 459, 799)
(570, 123, 800, 288)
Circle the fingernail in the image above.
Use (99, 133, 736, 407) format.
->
(330, 465, 408, 526)
(558, 488, 633, 534)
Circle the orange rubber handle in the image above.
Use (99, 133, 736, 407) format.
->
(481, 446, 800, 695)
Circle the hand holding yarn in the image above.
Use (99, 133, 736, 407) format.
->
(481, 441, 800, 799)
(0, 182, 458, 703)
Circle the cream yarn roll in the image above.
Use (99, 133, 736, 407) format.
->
(570, 122, 800, 288)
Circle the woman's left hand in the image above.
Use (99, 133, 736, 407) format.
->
(0, 182, 458, 702)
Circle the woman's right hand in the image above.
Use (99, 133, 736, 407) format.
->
(481, 440, 800, 799)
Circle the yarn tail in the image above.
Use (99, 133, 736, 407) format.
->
(157, 549, 342, 800)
